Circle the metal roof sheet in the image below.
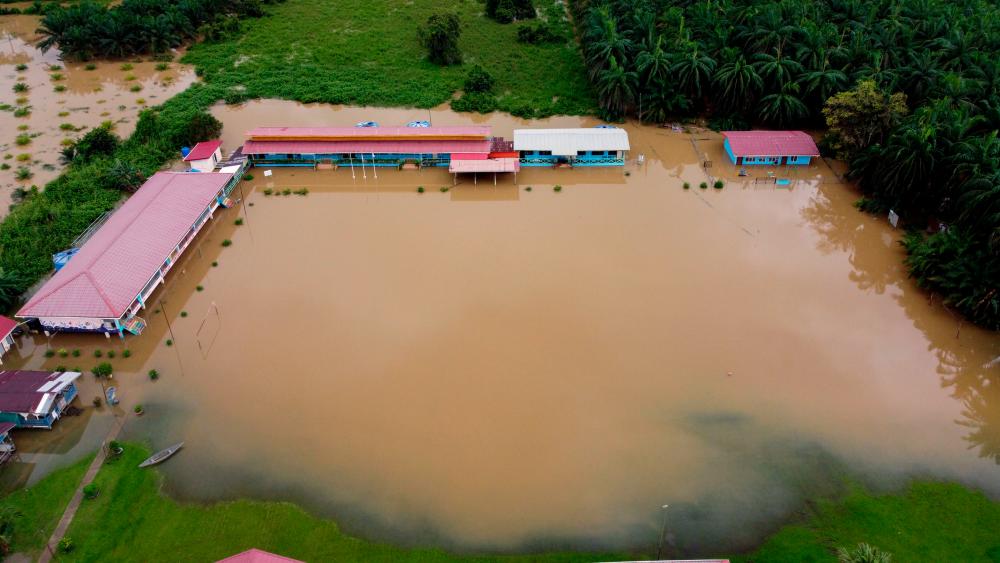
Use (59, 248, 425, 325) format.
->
(722, 131, 819, 157)
(217, 549, 304, 563)
(0, 316, 15, 339)
(184, 140, 222, 161)
(449, 158, 520, 173)
(0, 371, 81, 414)
(246, 126, 490, 140)
(242, 140, 491, 155)
(513, 128, 630, 156)
(17, 173, 233, 320)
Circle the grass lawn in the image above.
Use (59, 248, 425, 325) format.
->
(735, 482, 1000, 562)
(0, 454, 94, 558)
(182, 0, 596, 117)
(58, 444, 629, 562)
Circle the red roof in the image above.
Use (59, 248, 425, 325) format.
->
(17, 172, 233, 320)
(450, 153, 488, 160)
(0, 370, 80, 414)
(449, 158, 520, 173)
(723, 131, 819, 157)
(0, 422, 14, 435)
(246, 126, 490, 140)
(217, 549, 303, 563)
(0, 316, 15, 339)
(242, 140, 491, 155)
(184, 140, 223, 161)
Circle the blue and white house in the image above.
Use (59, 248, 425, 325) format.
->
(0, 370, 81, 429)
(513, 128, 630, 167)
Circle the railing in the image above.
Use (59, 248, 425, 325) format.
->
(490, 137, 513, 152)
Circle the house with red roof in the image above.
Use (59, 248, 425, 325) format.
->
(0, 370, 81, 429)
(216, 548, 303, 562)
(0, 316, 16, 365)
(16, 172, 239, 337)
(722, 131, 820, 166)
(185, 140, 224, 172)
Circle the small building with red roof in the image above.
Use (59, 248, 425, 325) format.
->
(16, 172, 239, 337)
(722, 130, 819, 166)
(185, 140, 224, 172)
(0, 316, 16, 365)
(0, 370, 81, 429)
(216, 548, 303, 563)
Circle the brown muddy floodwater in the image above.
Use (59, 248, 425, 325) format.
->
(4, 100, 1000, 555)
(0, 15, 196, 216)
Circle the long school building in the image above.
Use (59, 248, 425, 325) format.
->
(240, 126, 630, 169)
(16, 172, 240, 337)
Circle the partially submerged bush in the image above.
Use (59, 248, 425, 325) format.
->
(148, 369, 159, 380)
(91, 362, 112, 378)
(713, 180, 724, 189)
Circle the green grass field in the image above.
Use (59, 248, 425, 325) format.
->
(0, 454, 93, 558)
(736, 482, 1000, 563)
(182, 0, 596, 117)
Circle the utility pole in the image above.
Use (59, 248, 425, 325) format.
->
(655, 504, 669, 560)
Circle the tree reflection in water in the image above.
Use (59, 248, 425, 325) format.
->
(801, 184, 1000, 464)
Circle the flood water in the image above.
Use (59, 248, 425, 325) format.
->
(0, 15, 196, 216)
(3, 100, 999, 555)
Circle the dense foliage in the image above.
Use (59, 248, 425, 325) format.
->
(485, 0, 536, 23)
(419, 12, 463, 66)
(572, 0, 1000, 328)
(36, 0, 281, 60)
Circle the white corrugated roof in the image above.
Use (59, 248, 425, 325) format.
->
(513, 128, 630, 156)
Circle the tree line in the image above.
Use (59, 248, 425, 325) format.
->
(35, 0, 283, 60)
(572, 0, 1000, 329)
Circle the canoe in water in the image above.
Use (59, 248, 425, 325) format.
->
(138, 442, 184, 468)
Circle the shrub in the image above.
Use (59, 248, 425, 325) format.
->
(0, 164, 8, 170)
(553, 184, 562, 192)
(212, 261, 219, 267)
(72, 349, 80, 357)
(683, 182, 691, 189)
(263, 188, 273, 195)
(82, 484, 99, 499)
(13, 107, 30, 118)
(91, 362, 112, 378)
(486, 0, 535, 22)
(54, 84, 67, 92)
(293, 188, 308, 195)
(124, 74, 136, 81)
(57, 348, 68, 357)
(699, 182, 708, 189)
(15, 153, 30, 162)
(123, 349, 131, 358)
(12, 82, 28, 93)
(148, 369, 159, 380)
(15, 167, 33, 181)
(44, 349, 55, 358)
(517, 21, 560, 44)
(854, 196, 889, 215)
(713, 180, 724, 189)
(418, 12, 462, 66)
(58, 537, 74, 553)
(15, 134, 31, 146)
(165, 339, 173, 346)
(92, 397, 102, 407)
(134, 404, 143, 414)
(450, 92, 498, 114)
(15, 63, 27, 71)
(59, 123, 76, 131)
(84, 63, 96, 70)
(180, 311, 188, 317)
(525, 186, 532, 191)
(155, 62, 169, 71)
(281, 188, 291, 196)
(234, 218, 244, 225)
(221, 239, 232, 247)
(417, 186, 425, 193)
(196, 285, 204, 291)
(243, 173, 254, 180)
(50, 72, 64, 81)
(120, 63, 133, 71)
(440, 186, 449, 192)
(130, 84, 142, 92)
(94, 349, 102, 358)
(463, 65, 494, 94)
(107, 350, 115, 358)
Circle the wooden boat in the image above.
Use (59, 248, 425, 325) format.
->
(138, 442, 183, 468)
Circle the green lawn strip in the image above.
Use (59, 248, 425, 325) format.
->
(0, 453, 95, 557)
(61, 444, 628, 562)
(735, 482, 1000, 562)
(182, 0, 595, 117)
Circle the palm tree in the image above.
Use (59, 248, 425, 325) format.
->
(802, 61, 847, 106)
(713, 52, 762, 111)
(753, 51, 804, 90)
(758, 81, 809, 126)
(596, 56, 637, 118)
(583, 9, 633, 77)
(671, 43, 716, 100)
(635, 36, 671, 90)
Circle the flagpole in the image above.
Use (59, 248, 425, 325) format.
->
(372, 153, 377, 179)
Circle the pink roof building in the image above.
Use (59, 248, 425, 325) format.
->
(246, 126, 490, 140)
(722, 131, 819, 165)
(217, 549, 303, 563)
(17, 172, 236, 335)
(0, 316, 17, 365)
(184, 140, 224, 162)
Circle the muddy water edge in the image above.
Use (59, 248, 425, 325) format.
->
(0, 15, 196, 216)
(2, 100, 999, 556)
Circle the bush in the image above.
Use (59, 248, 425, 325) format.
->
(463, 65, 494, 94)
(683, 182, 691, 189)
(12, 83, 28, 93)
(854, 196, 889, 215)
(234, 218, 244, 225)
(155, 62, 169, 71)
(15, 134, 31, 146)
(58, 537, 74, 553)
(699, 182, 708, 189)
(107, 350, 115, 358)
(82, 483, 99, 499)
(417, 186, 425, 193)
(221, 239, 232, 247)
(165, 339, 173, 347)
(15, 167, 33, 181)
(180, 311, 188, 317)
(148, 369, 159, 380)
(94, 349, 102, 358)
(122, 349, 131, 358)
(486, 0, 535, 22)
(418, 13, 462, 66)
(553, 185, 562, 192)
(57, 348, 68, 357)
(243, 173, 254, 181)
(134, 404, 143, 414)
(713, 180, 724, 189)
(450, 92, 498, 114)
(517, 21, 560, 44)
(91, 362, 112, 378)
(92, 397, 102, 407)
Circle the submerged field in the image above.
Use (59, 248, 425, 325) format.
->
(182, 0, 595, 116)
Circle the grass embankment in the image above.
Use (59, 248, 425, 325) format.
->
(736, 482, 1000, 562)
(181, 0, 595, 117)
(58, 444, 624, 562)
(0, 454, 93, 557)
